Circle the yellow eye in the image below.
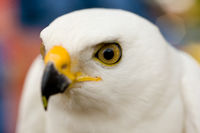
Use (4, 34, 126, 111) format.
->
(94, 43, 122, 66)
(40, 43, 46, 59)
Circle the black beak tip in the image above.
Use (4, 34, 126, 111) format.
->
(41, 62, 70, 111)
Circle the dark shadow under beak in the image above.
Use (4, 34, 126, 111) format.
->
(41, 62, 70, 111)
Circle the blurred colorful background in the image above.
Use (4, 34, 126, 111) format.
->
(0, 0, 199, 132)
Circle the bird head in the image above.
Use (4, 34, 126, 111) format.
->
(40, 9, 175, 119)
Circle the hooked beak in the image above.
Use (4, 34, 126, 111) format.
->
(41, 62, 71, 110)
(41, 45, 101, 111)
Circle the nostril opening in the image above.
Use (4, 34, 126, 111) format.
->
(61, 64, 67, 69)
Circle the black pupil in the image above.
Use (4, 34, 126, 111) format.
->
(103, 48, 114, 60)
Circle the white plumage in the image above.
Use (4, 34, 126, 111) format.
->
(17, 9, 200, 133)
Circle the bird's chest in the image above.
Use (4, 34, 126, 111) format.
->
(46, 109, 184, 133)
(46, 111, 128, 133)
(46, 95, 184, 133)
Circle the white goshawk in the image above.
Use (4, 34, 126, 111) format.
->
(17, 9, 200, 133)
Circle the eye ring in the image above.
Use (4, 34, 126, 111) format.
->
(94, 43, 122, 66)
(40, 42, 46, 59)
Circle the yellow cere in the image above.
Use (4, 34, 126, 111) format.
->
(44, 45, 101, 83)
(44, 45, 75, 81)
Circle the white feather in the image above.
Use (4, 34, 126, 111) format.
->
(17, 56, 46, 133)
